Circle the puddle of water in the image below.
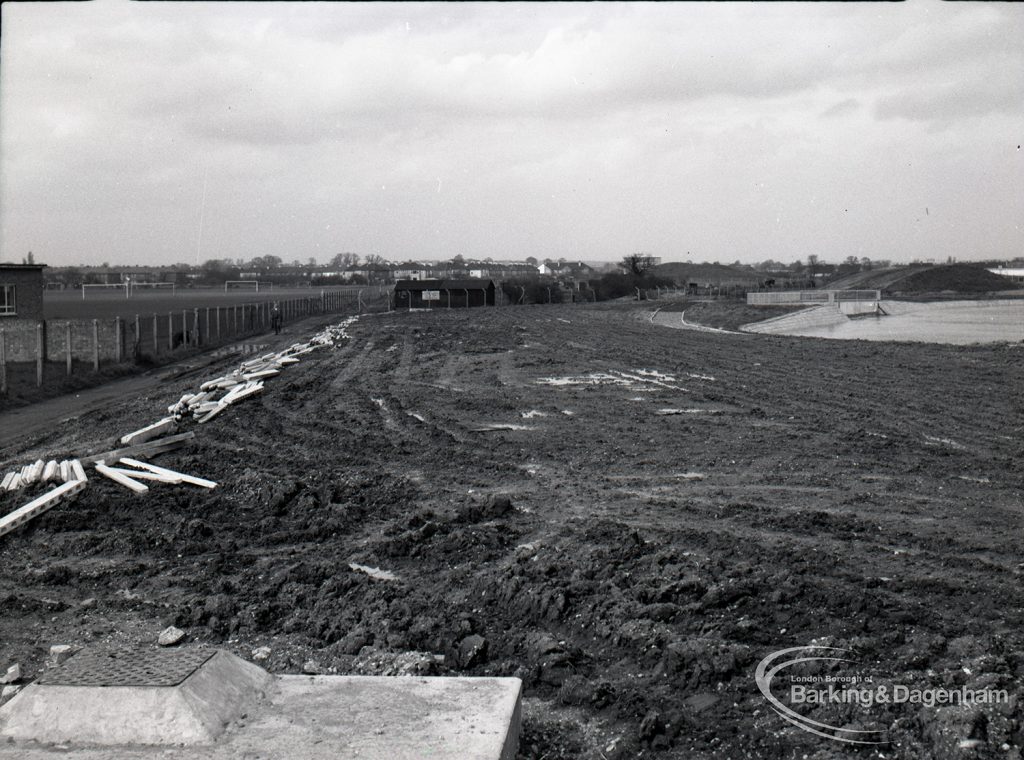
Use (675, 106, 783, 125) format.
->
(780, 301, 1024, 344)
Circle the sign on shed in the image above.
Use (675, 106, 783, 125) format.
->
(422, 290, 441, 301)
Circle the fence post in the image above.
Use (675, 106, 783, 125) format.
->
(193, 309, 200, 346)
(36, 323, 45, 387)
(168, 312, 174, 351)
(134, 314, 141, 360)
(152, 313, 159, 355)
(114, 317, 123, 363)
(205, 308, 210, 345)
(215, 307, 220, 340)
(0, 330, 5, 394)
(92, 319, 100, 371)
(182, 310, 188, 344)
(66, 322, 72, 376)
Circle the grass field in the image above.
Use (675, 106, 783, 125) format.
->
(44, 285, 381, 321)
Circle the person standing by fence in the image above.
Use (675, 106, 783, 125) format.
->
(271, 302, 282, 335)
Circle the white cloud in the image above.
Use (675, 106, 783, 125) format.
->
(1, 0, 1021, 266)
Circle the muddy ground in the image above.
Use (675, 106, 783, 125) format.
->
(1, 302, 1021, 759)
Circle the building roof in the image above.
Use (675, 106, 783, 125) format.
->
(394, 278, 494, 290)
(0, 263, 47, 271)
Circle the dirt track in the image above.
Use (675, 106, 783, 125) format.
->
(1, 303, 1022, 759)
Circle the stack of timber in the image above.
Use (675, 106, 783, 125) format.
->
(1, 316, 361, 538)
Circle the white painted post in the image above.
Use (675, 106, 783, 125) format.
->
(0, 330, 5, 394)
(152, 313, 158, 355)
(193, 309, 200, 346)
(168, 312, 174, 350)
(134, 314, 141, 359)
(205, 308, 210, 343)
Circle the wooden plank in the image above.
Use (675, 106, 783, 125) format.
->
(70, 460, 86, 482)
(197, 403, 228, 424)
(242, 369, 279, 381)
(103, 467, 180, 483)
(223, 384, 263, 405)
(119, 417, 177, 446)
(220, 382, 253, 404)
(0, 479, 87, 540)
(79, 431, 195, 467)
(187, 391, 215, 408)
(200, 375, 232, 391)
(95, 463, 149, 495)
(119, 458, 217, 489)
(42, 461, 58, 482)
(6, 474, 22, 491)
(0, 473, 13, 490)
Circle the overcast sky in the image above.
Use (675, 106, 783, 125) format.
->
(1, 1, 1021, 268)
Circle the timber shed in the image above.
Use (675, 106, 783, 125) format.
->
(394, 279, 496, 309)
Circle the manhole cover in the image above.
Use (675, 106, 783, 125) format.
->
(36, 648, 216, 687)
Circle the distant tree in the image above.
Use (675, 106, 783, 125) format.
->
(363, 254, 386, 267)
(307, 257, 316, 267)
(859, 257, 873, 270)
(248, 255, 282, 269)
(806, 254, 820, 277)
(450, 254, 465, 267)
(790, 260, 805, 274)
(23, 251, 35, 265)
(620, 253, 658, 276)
(525, 256, 538, 266)
(330, 252, 361, 268)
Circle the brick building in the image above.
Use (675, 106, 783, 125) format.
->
(0, 264, 46, 321)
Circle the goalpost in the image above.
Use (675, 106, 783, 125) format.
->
(82, 283, 129, 299)
(225, 280, 261, 293)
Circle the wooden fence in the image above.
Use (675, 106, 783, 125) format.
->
(0, 291, 383, 394)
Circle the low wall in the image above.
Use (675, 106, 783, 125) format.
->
(747, 290, 880, 305)
(740, 304, 849, 333)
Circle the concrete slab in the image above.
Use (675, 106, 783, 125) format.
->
(0, 651, 521, 760)
(0, 650, 272, 746)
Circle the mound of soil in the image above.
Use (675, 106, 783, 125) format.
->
(888, 264, 1014, 294)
